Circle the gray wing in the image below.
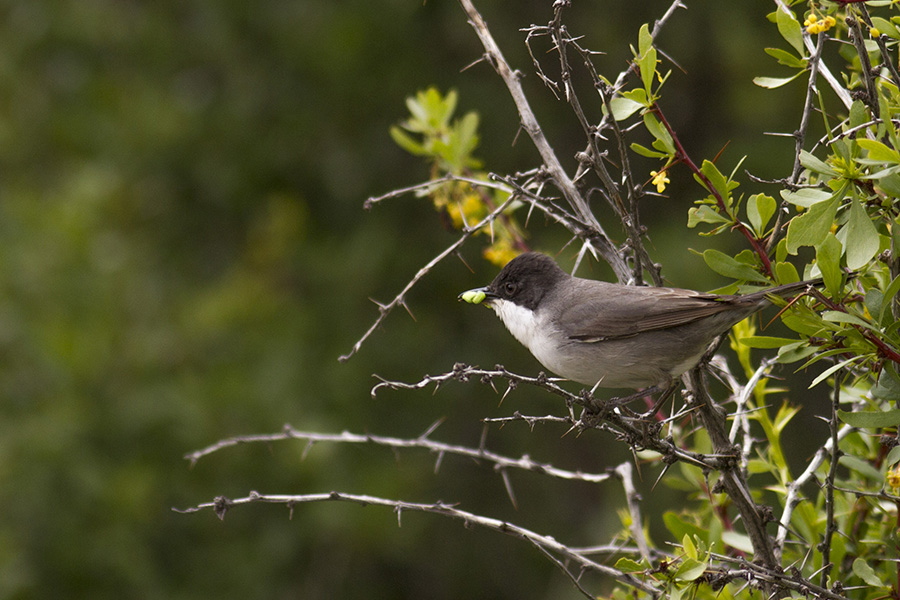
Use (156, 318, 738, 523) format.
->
(553, 279, 746, 342)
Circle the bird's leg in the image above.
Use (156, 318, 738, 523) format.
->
(644, 379, 681, 420)
(605, 384, 664, 408)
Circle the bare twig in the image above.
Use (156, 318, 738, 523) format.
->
(614, 461, 651, 562)
(775, 424, 853, 557)
(364, 173, 513, 210)
(819, 371, 844, 588)
(772, 0, 852, 110)
(183, 422, 613, 486)
(176, 490, 660, 595)
(685, 367, 779, 569)
(373, 363, 735, 471)
(339, 195, 516, 362)
(456, 0, 631, 282)
(857, 4, 900, 90)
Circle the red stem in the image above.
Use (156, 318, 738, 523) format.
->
(651, 105, 774, 278)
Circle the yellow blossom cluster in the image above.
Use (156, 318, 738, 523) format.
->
(483, 237, 519, 266)
(440, 191, 486, 230)
(804, 14, 837, 35)
(888, 463, 900, 491)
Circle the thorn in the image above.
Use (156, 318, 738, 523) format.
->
(421, 417, 445, 439)
(501, 468, 518, 510)
(434, 450, 444, 475)
(631, 447, 643, 481)
(711, 139, 731, 164)
(499, 383, 514, 406)
(400, 299, 417, 322)
(652, 463, 671, 492)
(460, 55, 487, 73)
(301, 440, 314, 461)
(456, 251, 474, 273)
(368, 297, 388, 311)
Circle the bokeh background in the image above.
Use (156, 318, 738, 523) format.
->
(0, 1, 828, 598)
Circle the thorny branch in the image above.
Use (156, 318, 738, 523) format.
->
(456, 0, 631, 282)
(185, 420, 612, 488)
(185, 1, 898, 598)
(176, 490, 660, 595)
(373, 363, 740, 472)
(685, 367, 778, 570)
(339, 193, 516, 362)
(819, 371, 844, 588)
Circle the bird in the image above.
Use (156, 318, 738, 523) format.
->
(459, 252, 817, 389)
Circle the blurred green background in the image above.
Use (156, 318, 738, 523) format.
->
(0, 1, 826, 598)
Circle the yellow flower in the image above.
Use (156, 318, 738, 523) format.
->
(650, 170, 670, 194)
(443, 191, 486, 229)
(484, 239, 519, 267)
(805, 13, 836, 34)
(887, 463, 900, 491)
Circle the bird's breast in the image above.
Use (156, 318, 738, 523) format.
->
(491, 300, 564, 372)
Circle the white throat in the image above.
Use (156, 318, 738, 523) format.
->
(490, 299, 542, 349)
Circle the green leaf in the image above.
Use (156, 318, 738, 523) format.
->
(887, 444, 900, 467)
(614, 557, 645, 573)
(630, 142, 666, 159)
(764, 47, 807, 68)
(809, 355, 860, 388)
(865, 288, 884, 326)
(821, 310, 876, 331)
(882, 274, 900, 324)
(840, 455, 883, 481)
(849, 99, 869, 128)
(857, 138, 900, 164)
(640, 46, 657, 96)
(776, 7, 805, 55)
(747, 193, 776, 236)
(607, 97, 644, 121)
(777, 340, 818, 363)
(753, 73, 803, 89)
(675, 557, 707, 582)
(815, 232, 842, 298)
(775, 261, 800, 285)
(786, 197, 839, 254)
(663, 512, 707, 543)
(720, 531, 753, 554)
(799, 150, 838, 176)
(621, 88, 648, 106)
(636, 24, 657, 95)
(838, 408, 900, 428)
(877, 173, 900, 197)
(682, 533, 698, 560)
(740, 336, 799, 348)
(687, 205, 730, 228)
(852, 557, 886, 587)
(700, 160, 730, 200)
(779, 187, 833, 208)
(638, 23, 653, 56)
(702, 249, 768, 282)
(389, 126, 428, 156)
(643, 113, 674, 154)
(870, 16, 900, 39)
(840, 197, 880, 270)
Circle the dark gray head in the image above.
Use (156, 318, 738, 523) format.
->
(482, 252, 568, 311)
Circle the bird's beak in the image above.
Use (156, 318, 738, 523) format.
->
(458, 286, 496, 305)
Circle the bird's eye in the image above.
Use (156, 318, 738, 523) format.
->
(504, 282, 517, 296)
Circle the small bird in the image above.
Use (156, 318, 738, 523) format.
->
(459, 252, 816, 389)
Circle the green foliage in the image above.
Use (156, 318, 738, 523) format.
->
(390, 87, 523, 266)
